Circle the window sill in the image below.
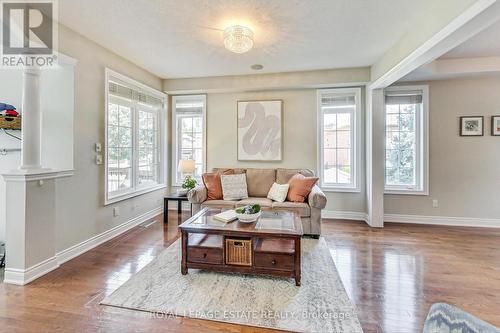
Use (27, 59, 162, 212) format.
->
(321, 187, 361, 193)
(105, 184, 166, 205)
(384, 189, 428, 196)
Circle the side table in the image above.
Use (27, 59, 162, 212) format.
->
(164, 193, 192, 224)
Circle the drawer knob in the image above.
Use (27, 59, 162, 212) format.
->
(203, 253, 207, 258)
(271, 259, 277, 265)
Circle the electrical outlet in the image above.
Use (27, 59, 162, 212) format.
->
(96, 155, 103, 165)
(113, 206, 120, 217)
(95, 142, 102, 152)
(432, 199, 438, 208)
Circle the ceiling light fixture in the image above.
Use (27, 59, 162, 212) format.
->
(223, 25, 254, 54)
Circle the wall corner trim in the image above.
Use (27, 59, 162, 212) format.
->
(3, 206, 162, 285)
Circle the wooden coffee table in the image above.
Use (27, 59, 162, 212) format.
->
(179, 208, 303, 286)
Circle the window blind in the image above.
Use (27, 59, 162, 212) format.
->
(385, 91, 423, 105)
(109, 79, 163, 107)
(321, 94, 356, 108)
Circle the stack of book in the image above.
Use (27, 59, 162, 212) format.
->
(213, 210, 237, 223)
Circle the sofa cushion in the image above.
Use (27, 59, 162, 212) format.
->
(267, 182, 289, 202)
(213, 168, 246, 174)
(201, 200, 238, 209)
(246, 168, 276, 197)
(202, 169, 234, 200)
(276, 168, 315, 184)
(221, 173, 248, 200)
(272, 201, 311, 217)
(235, 197, 273, 208)
(287, 174, 319, 203)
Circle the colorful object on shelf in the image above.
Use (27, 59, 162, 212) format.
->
(0, 110, 19, 117)
(0, 103, 16, 111)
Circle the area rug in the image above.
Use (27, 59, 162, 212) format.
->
(101, 238, 363, 333)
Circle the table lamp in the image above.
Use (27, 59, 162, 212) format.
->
(178, 159, 196, 179)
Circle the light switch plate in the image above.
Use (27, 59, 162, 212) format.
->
(95, 142, 102, 152)
(96, 154, 103, 165)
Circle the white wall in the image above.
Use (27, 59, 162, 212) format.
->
(0, 64, 75, 243)
(0, 70, 22, 243)
(385, 76, 500, 220)
(41, 66, 75, 171)
(54, 25, 165, 252)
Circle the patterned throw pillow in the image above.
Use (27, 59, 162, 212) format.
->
(287, 173, 319, 203)
(202, 169, 234, 200)
(221, 173, 249, 201)
(267, 182, 290, 203)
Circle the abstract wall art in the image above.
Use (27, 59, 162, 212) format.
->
(237, 100, 282, 161)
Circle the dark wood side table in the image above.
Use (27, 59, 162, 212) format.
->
(164, 193, 192, 224)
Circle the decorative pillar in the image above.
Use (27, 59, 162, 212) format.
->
(19, 68, 42, 170)
(365, 88, 384, 228)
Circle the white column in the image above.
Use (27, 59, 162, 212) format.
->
(365, 88, 384, 228)
(19, 68, 42, 170)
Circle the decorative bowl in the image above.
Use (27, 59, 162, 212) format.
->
(236, 211, 262, 223)
(177, 188, 189, 196)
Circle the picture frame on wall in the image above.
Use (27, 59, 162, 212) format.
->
(491, 116, 500, 136)
(460, 116, 484, 136)
(237, 100, 283, 161)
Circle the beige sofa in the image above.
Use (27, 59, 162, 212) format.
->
(187, 168, 327, 237)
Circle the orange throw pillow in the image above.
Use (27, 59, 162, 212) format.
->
(202, 169, 234, 200)
(287, 173, 319, 203)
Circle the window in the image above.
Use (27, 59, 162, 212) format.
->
(384, 85, 428, 195)
(317, 88, 361, 191)
(172, 95, 206, 186)
(105, 69, 166, 204)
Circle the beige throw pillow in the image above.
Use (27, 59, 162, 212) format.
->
(221, 173, 249, 201)
(267, 182, 289, 203)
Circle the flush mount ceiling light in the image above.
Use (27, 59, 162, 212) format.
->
(223, 25, 254, 54)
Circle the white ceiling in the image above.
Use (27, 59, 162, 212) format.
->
(59, 0, 431, 79)
(401, 19, 500, 81)
(442, 20, 500, 59)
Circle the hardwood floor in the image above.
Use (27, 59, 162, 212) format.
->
(0, 211, 499, 333)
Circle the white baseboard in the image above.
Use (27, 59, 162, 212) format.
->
(323, 210, 500, 228)
(384, 214, 500, 228)
(57, 206, 163, 264)
(322, 210, 368, 222)
(3, 206, 162, 286)
(4, 256, 59, 285)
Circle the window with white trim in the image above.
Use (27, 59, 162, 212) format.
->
(172, 95, 206, 186)
(105, 69, 166, 204)
(384, 85, 428, 194)
(317, 88, 361, 191)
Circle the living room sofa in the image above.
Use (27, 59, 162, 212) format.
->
(187, 168, 327, 237)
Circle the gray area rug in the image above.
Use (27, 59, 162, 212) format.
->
(101, 238, 363, 333)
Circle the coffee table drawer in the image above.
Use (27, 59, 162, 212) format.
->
(187, 247, 223, 264)
(254, 253, 294, 271)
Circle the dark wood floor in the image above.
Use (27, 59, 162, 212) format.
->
(0, 211, 499, 333)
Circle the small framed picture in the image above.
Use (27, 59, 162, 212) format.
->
(491, 116, 500, 136)
(460, 116, 484, 136)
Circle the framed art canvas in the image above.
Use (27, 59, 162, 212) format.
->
(460, 116, 484, 136)
(237, 100, 282, 161)
(492, 116, 500, 136)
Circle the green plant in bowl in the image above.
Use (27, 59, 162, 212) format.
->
(181, 177, 197, 190)
(235, 204, 261, 214)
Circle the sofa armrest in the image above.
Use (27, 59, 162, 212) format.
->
(187, 185, 207, 204)
(308, 185, 327, 209)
